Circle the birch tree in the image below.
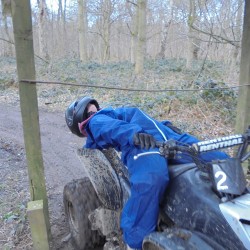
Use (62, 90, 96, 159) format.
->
(78, 0, 88, 61)
(101, 0, 112, 62)
(233, 0, 244, 62)
(0, 6, 14, 56)
(38, 0, 50, 60)
(135, 0, 147, 74)
(126, 1, 138, 64)
(56, 0, 66, 56)
(186, 0, 200, 69)
(157, 0, 174, 59)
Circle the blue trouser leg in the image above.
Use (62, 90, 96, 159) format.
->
(120, 152, 169, 249)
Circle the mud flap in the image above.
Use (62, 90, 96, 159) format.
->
(77, 148, 122, 210)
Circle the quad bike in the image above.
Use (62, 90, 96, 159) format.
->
(63, 126, 250, 250)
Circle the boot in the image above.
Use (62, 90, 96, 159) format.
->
(126, 245, 141, 250)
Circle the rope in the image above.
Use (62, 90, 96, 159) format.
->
(20, 79, 250, 93)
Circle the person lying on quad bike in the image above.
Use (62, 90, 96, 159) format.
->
(65, 96, 228, 250)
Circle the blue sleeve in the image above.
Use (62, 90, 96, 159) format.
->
(86, 114, 143, 149)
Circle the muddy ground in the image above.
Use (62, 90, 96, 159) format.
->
(0, 101, 88, 249)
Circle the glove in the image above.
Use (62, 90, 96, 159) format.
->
(133, 133, 156, 150)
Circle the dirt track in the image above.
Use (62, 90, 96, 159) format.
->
(0, 103, 88, 249)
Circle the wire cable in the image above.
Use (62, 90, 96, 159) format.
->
(20, 79, 250, 93)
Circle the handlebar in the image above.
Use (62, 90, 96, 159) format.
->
(134, 126, 250, 162)
(192, 134, 244, 153)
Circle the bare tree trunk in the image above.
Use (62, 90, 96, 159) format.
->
(127, 2, 138, 64)
(38, 0, 50, 60)
(157, 0, 173, 59)
(58, 0, 63, 20)
(56, 0, 62, 57)
(101, 0, 112, 63)
(186, 0, 200, 69)
(63, 0, 67, 55)
(63, 0, 67, 24)
(135, 0, 147, 75)
(233, 0, 244, 62)
(78, 0, 88, 62)
(117, 22, 122, 61)
(3, 14, 14, 56)
(158, 20, 170, 59)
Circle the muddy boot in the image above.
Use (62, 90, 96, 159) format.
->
(103, 233, 127, 250)
(126, 245, 141, 250)
(104, 241, 120, 250)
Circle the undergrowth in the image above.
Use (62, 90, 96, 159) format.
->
(0, 57, 239, 139)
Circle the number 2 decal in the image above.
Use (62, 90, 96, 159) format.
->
(215, 171, 228, 191)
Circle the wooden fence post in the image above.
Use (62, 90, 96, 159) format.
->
(10, 0, 51, 247)
(236, 0, 250, 133)
(235, 0, 250, 172)
(27, 200, 50, 250)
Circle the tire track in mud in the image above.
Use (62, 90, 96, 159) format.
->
(0, 103, 88, 249)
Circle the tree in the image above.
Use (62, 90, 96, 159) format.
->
(157, 0, 174, 59)
(78, 0, 88, 61)
(101, 0, 112, 62)
(233, 0, 244, 63)
(88, 0, 115, 63)
(186, 0, 200, 69)
(38, 0, 50, 60)
(0, 6, 14, 56)
(135, 0, 147, 75)
(188, 0, 243, 63)
(56, 0, 67, 56)
(126, 0, 138, 64)
(13, 0, 242, 64)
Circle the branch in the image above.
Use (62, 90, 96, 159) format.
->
(0, 37, 49, 64)
(126, 22, 133, 36)
(191, 24, 240, 48)
(0, 37, 14, 45)
(126, 0, 137, 7)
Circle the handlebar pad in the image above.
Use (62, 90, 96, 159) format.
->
(192, 134, 244, 153)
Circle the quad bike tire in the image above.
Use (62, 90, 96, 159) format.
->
(63, 177, 105, 250)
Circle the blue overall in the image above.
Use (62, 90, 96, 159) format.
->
(84, 107, 228, 249)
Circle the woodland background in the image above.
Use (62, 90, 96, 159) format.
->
(0, 0, 244, 137)
(0, 0, 244, 72)
(0, 0, 248, 249)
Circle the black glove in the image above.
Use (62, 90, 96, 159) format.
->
(133, 133, 156, 150)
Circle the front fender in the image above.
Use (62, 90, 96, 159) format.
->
(77, 148, 122, 210)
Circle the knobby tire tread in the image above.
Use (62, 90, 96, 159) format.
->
(63, 177, 104, 250)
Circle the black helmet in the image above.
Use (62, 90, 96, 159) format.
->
(65, 96, 99, 137)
